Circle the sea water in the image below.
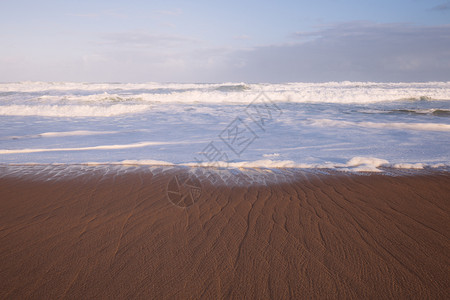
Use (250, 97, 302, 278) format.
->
(1, 81, 449, 172)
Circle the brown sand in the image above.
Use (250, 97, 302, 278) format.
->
(0, 166, 449, 299)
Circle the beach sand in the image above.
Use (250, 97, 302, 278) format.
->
(0, 166, 449, 299)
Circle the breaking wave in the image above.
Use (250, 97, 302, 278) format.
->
(1, 81, 449, 105)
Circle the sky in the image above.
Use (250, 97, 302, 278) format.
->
(1, 0, 450, 83)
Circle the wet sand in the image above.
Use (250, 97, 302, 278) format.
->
(0, 166, 449, 299)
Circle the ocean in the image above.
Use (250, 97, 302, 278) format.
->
(1, 81, 449, 172)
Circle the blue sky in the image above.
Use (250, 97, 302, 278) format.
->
(1, 0, 449, 82)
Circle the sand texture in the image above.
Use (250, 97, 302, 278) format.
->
(0, 166, 449, 299)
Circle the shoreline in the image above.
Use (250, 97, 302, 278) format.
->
(1, 163, 450, 178)
(0, 165, 449, 298)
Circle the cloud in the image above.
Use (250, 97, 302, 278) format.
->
(219, 22, 450, 82)
(3, 22, 449, 83)
(432, 2, 450, 11)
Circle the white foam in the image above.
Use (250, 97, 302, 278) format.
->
(40, 130, 118, 137)
(25, 131, 116, 140)
(86, 160, 174, 166)
(2, 131, 119, 140)
(310, 119, 450, 132)
(342, 157, 390, 172)
(0, 104, 150, 117)
(183, 157, 387, 171)
(0, 141, 176, 154)
(392, 163, 425, 169)
(182, 157, 448, 172)
(263, 153, 281, 158)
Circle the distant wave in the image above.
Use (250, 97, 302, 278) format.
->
(1, 81, 449, 104)
(0, 104, 150, 117)
(310, 119, 450, 132)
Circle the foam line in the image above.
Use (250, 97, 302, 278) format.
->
(1, 158, 448, 172)
(310, 119, 450, 132)
(0, 141, 180, 154)
(3, 131, 120, 140)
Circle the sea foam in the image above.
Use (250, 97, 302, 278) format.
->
(0, 104, 151, 117)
